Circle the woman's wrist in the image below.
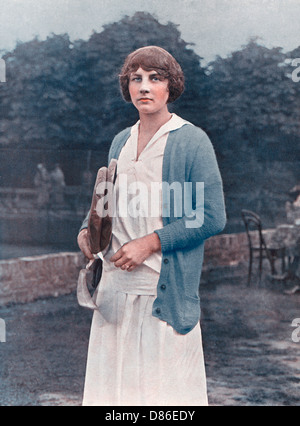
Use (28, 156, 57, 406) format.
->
(145, 232, 161, 254)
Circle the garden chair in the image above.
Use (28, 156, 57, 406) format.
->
(241, 209, 286, 285)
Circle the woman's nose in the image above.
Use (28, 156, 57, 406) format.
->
(140, 79, 150, 93)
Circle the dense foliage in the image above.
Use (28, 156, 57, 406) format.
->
(0, 12, 299, 230)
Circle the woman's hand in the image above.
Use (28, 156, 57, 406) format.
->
(110, 233, 161, 272)
(77, 229, 94, 261)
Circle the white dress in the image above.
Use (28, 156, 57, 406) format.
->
(82, 114, 208, 406)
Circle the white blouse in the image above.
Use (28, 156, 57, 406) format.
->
(102, 113, 192, 290)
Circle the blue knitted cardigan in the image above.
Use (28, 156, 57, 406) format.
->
(81, 123, 226, 334)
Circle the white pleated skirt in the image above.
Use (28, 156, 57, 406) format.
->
(82, 268, 208, 406)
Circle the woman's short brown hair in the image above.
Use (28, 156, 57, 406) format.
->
(119, 46, 185, 103)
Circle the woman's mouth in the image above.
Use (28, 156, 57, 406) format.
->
(138, 98, 152, 102)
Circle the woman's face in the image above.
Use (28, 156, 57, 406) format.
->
(128, 67, 169, 115)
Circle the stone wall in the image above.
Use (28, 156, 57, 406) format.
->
(203, 228, 275, 269)
(0, 252, 85, 306)
(0, 229, 276, 306)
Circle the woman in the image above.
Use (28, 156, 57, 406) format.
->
(77, 46, 226, 406)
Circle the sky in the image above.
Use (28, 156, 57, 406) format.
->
(0, 0, 300, 63)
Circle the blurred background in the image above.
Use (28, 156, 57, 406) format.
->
(0, 1, 299, 257)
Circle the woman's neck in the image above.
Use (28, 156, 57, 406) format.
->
(139, 108, 172, 136)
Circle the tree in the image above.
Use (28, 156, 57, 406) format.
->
(69, 12, 208, 147)
(0, 34, 76, 147)
(0, 12, 208, 150)
(207, 39, 295, 138)
(206, 40, 300, 229)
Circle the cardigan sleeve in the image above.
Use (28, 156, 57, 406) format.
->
(79, 210, 90, 233)
(154, 133, 226, 252)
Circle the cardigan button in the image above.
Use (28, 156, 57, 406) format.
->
(160, 284, 166, 291)
(156, 308, 161, 315)
(163, 258, 169, 264)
